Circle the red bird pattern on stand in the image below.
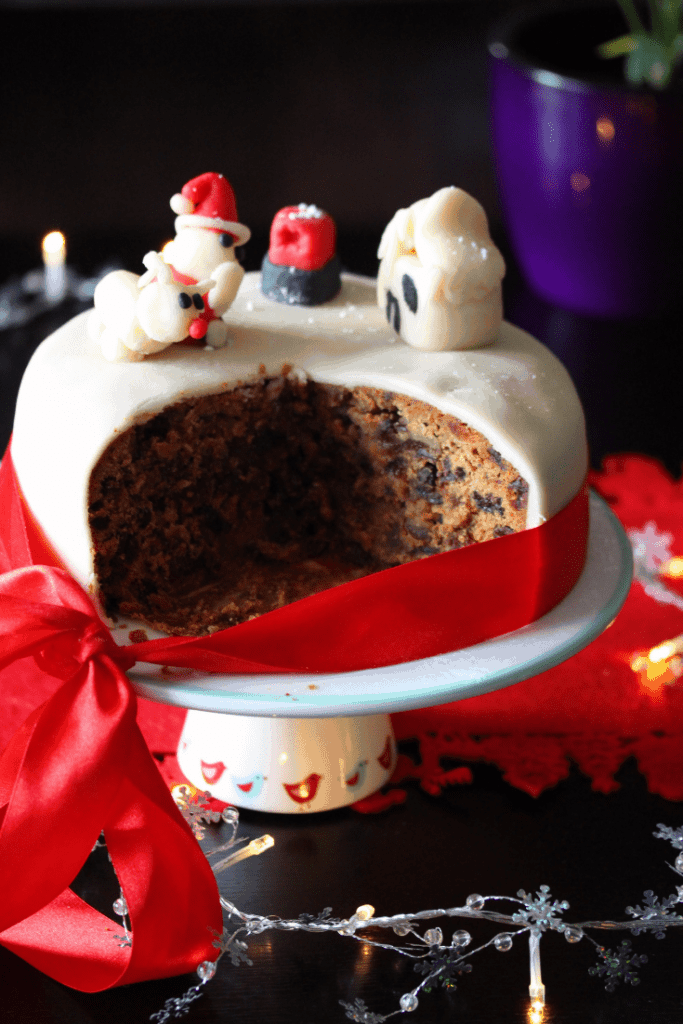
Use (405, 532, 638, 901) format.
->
(283, 773, 322, 805)
(377, 736, 394, 771)
(200, 760, 227, 785)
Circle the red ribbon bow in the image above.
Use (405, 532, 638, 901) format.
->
(0, 443, 588, 990)
(0, 564, 222, 991)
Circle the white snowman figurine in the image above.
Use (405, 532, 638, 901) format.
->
(164, 172, 251, 349)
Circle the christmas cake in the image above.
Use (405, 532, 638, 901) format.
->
(10, 175, 587, 637)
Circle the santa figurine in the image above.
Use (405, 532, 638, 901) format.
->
(164, 172, 251, 348)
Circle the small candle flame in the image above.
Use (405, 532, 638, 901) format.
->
(42, 231, 67, 300)
(42, 231, 66, 264)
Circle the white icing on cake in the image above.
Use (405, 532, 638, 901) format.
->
(11, 272, 587, 597)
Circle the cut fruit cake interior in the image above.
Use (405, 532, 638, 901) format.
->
(88, 378, 528, 635)
(10, 180, 587, 638)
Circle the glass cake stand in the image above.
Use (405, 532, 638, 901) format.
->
(130, 492, 633, 813)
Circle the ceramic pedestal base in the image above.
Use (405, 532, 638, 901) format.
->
(176, 710, 397, 813)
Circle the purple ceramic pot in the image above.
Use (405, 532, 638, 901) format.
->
(489, 3, 683, 317)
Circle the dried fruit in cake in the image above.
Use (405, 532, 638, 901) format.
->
(87, 378, 529, 635)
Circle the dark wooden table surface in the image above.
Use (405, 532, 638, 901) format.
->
(2, 235, 683, 1024)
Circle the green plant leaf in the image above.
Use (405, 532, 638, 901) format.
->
(598, 33, 638, 58)
(615, 0, 646, 34)
(601, 0, 683, 87)
(625, 33, 674, 86)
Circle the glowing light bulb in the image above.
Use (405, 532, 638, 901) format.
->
(355, 905, 375, 921)
(211, 834, 274, 875)
(631, 634, 683, 691)
(529, 998, 545, 1023)
(249, 835, 275, 856)
(649, 638, 682, 663)
(596, 116, 615, 142)
(659, 557, 683, 578)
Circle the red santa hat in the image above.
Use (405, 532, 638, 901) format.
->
(170, 172, 251, 245)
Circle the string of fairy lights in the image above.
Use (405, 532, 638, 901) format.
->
(138, 788, 683, 1024)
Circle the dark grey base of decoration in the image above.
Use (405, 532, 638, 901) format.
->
(260, 254, 342, 307)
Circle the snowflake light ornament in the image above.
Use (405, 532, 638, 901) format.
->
(210, 926, 253, 968)
(589, 940, 648, 992)
(629, 522, 675, 574)
(151, 983, 208, 1024)
(512, 885, 569, 933)
(654, 823, 683, 852)
(339, 998, 387, 1023)
(413, 947, 472, 991)
(629, 522, 683, 612)
(172, 785, 227, 839)
(625, 890, 682, 938)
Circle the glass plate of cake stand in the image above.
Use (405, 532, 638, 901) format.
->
(129, 491, 633, 813)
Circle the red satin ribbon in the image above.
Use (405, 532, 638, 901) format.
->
(0, 442, 588, 990)
(1, 447, 589, 673)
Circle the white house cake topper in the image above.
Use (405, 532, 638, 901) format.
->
(377, 186, 506, 352)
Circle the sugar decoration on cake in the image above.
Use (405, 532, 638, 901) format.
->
(90, 252, 214, 362)
(377, 186, 506, 352)
(164, 172, 252, 350)
(261, 204, 342, 306)
(89, 173, 252, 360)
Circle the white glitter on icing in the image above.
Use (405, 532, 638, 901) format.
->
(288, 203, 324, 220)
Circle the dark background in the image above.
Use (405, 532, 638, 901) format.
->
(0, 0, 541, 278)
